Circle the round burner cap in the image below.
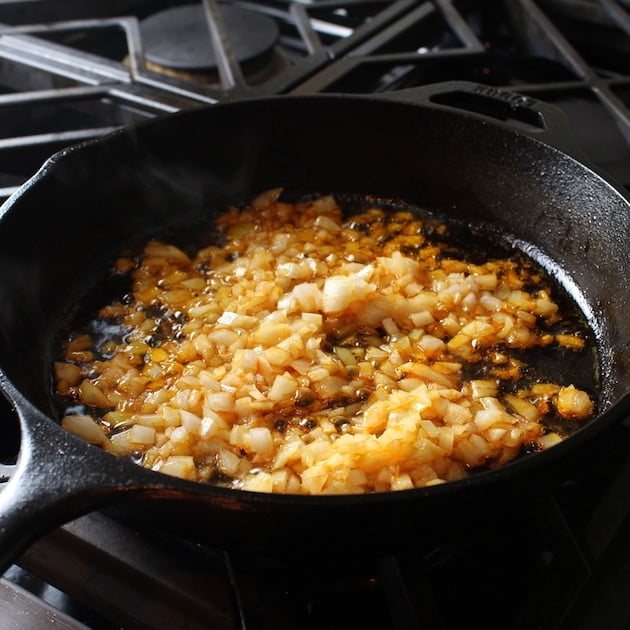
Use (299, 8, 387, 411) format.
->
(140, 4, 280, 72)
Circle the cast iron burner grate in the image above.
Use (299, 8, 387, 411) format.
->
(0, 0, 628, 199)
(292, 0, 630, 190)
(0, 0, 416, 200)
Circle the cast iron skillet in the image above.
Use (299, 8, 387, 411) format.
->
(0, 81, 629, 572)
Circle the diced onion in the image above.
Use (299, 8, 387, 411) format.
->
(54, 191, 594, 495)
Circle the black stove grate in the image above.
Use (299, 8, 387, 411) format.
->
(0, 0, 626, 200)
(0, 0, 418, 200)
(292, 0, 630, 189)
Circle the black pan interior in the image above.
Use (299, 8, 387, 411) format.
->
(0, 92, 628, 428)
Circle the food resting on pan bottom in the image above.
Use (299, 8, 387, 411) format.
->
(52, 189, 595, 495)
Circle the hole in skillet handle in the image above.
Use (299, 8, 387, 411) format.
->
(383, 80, 586, 162)
(0, 465, 15, 483)
(0, 392, 19, 483)
(0, 382, 166, 576)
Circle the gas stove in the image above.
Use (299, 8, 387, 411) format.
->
(1, 2, 630, 629)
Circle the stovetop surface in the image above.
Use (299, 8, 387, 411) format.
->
(0, 1, 629, 629)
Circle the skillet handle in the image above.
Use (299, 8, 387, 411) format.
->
(385, 80, 586, 161)
(0, 397, 154, 575)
